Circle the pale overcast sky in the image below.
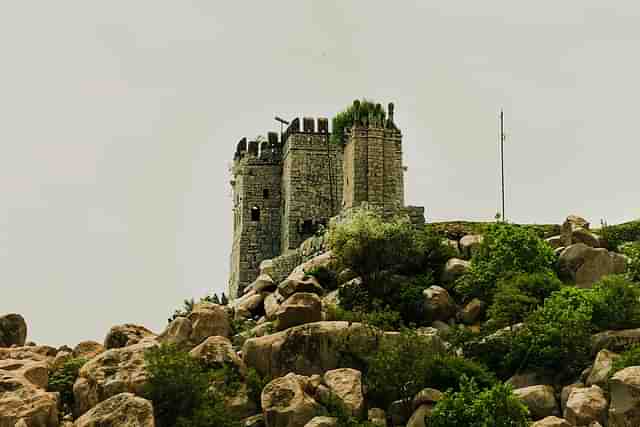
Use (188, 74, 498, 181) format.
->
(1, 1, 638, 346)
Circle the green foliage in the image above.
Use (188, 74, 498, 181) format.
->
(329, 305, 403, 331)
(363, 330, 495, 410)
(611, 344, 640, 375)
(329, 210, 452, 327)
(47, 357, 87, 415)
(319, 393, 377, 427)
(599, 219, 640, 251)
(426, 221, 560, 241)
(331, 99, 385, 145)
(246, 368, 270, 407)
(305, 265, 339, 291)
(621, 242, 640, 282)
(143, 344, 240, 427)
(487, 272, 562, 328)
(455, 222, 556, 303)
(590, 275, 640, 330)
(427, 378, 531, 427)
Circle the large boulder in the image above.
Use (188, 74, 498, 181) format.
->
(459, 234, 483, 259)
(609, 366, 640, 427)
(187, 302, 232, 343)
(104, 324, 155, 349)
(74, 392, 155, 427)
(563, 385, 608, 426)
(586, 349, 620, 387)
(441, 258, 470, 283)
(261, 373, 322, 427)
(531, 416, 572, 427)
(458, 298, 486, 325)
(513, 385, 559, 420)
(423, 286, 456, 322)
(278, 277, 324, 299)
(0, 358, 49, 389)
(323, 368, 364, 417)
(189, 335, 246, 374)
(406, 405, 433, 427)
(304, 417, 337, 427)
(72, 341, 105, 361)
(0, 313, 27, 348)
(276, 293, 322, 331)
(591, 328, 640, 354)
(243, 322, 432, 378)
(0, 370, 59, 427)
(265, 292, 286, 321)
(158, 317, 193, 347)
(558, 243, 626, 287)
(73, 338, 158, 416)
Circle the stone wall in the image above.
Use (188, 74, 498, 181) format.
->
(281, 124, 343, 252)
(229, 154, 283, 298)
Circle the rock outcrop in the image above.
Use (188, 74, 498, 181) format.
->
(563, 385, 608, 426)
(0, 313, 27, 348)
(104, 324, 155, 349)
(74, 392, 155, 427)
(557, 243, 626, 287)
(261, 373, 322, 427)
(608, 366, 640, 427)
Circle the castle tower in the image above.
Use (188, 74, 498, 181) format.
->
(342, 101, 404, 216)
(228, 133, 283, 298)
(280, 117, 343, 251)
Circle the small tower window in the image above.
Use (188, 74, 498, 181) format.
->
(251, 206, 260, 222)
(263, 189, 269, 199)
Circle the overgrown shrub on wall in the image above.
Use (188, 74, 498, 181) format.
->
(331, 99, 385, 145)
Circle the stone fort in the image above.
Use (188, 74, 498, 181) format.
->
(228, 101, 424, 299)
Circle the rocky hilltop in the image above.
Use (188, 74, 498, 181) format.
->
(2, 211, 640, 427)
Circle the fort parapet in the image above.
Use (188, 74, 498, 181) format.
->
(228, 101, 421, 298)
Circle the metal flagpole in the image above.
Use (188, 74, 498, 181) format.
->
(500, 110, 505, 221)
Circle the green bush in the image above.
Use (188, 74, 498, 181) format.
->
(487, 272, 562, 328)
(427, 377, 531, 427)
(621, 242, 640, 282)
(455, 222, 556, 303)
(47, 357, 87, 415)
(503, 287, 594, 378)
(611, 344, 640, 376)
(329, 305, 403, 331)
(143, 344, 240, 427)
(590, 275, 640, 330)
(331, 99, 385, 145)
(600, 220, 640, 251)
(363, 330, 495, 410)
(305, 265, 339, 291)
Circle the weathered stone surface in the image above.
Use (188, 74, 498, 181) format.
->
(563, 385, 607, 426)
(0, 313, 27, 348)
(560, 383, 583, 414)
(507, 371, 554, 390)
(423, 286, 456, 322)
(458, 298, 485, 325)
(243, 322, 385, 378)
(337, 269, 358, 286)
(74, 392, 155, 427)
(514, 385, 559, 420)
(459, 234, 483, 259)
(265, 292, 286, 321)
(188, 302, 232, 343)
(0, 358, 49, 389)
(252, 274, 277, 293)
(406, 404, 433, 427)
(586, 349, 620, 387)
(72, 341, 105, 361)
(441, 258, 471, 283)
(104, 324, 155, 349)
(546, 236, 563, 249)
(242, 414, 266, 427)
(158, 317, 193, 347)
(409, 388, 443, 411)
(236, 293, 265, 318)
(304, 416, 338, 427)
(572, 228, 601, 248)
(189, 335, 246, 374)
(558, 243, 625, 287)
(73, 338, 158, 416)
(591, 328, 640, 354)
(368, 408, 386, 426)
(323, 368, 364, 417)
(276, 293, 322, 331)
(278, 277, 324, 299)
(0, 370, 59, 427)
(609, 366, 640, 427)
(261, 373, 322, 427)
(531, 416, 572, 427)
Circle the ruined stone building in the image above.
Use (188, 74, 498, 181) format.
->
(228, 101, 423, 299)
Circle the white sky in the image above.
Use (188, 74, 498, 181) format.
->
(1, 1, 639, 346)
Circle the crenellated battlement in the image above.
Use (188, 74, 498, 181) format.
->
(228, 101, 415, 299)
